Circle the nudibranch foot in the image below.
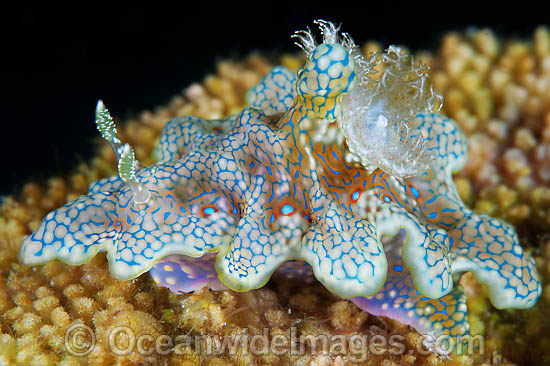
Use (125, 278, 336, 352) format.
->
(150, 227, 469, 340)
(152, 253, 227, 293)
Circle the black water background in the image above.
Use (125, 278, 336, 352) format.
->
(3, 3, 548, 195)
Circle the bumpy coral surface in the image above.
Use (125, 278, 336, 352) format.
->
(428, 27, 550, 228)
(2, 24, 549, 366)
(18, 21, 541, 350)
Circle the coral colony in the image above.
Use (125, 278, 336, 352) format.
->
(19, 20, 541, 351)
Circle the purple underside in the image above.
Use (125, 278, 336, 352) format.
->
(150, 253, 228, 292)
(148, 247, 462, 337)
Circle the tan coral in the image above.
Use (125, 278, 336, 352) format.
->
(425, 26, 550, 227)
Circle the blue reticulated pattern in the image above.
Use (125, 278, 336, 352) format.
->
(19, 21, 541, 343)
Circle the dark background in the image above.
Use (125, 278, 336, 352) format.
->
(3, 3, 549, 196)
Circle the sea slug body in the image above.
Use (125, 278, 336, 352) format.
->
(19, 20, 541, 346)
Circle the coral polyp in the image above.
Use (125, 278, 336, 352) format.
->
(18, 20, 541, 345)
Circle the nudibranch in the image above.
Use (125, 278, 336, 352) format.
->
(19, 20, 541, 347)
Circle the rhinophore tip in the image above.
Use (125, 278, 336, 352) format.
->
(95, 100, 124, 159)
